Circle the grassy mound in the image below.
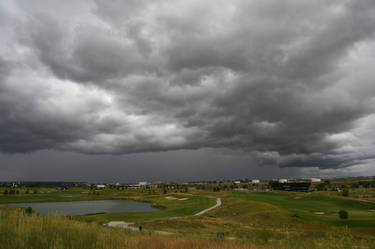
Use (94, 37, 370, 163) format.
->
(0, 208, 266, 249)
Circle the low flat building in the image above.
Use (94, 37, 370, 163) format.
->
(310, 178, 321, 182)
(270, 181, 312, 192)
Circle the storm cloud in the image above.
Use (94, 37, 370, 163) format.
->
(1, 0, 375, 170)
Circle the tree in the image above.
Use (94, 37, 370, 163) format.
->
(213, 187, 220, 192)
(338, 210, 349, 219)
(351, 183, 359, 188)
(25, 207, 34, 215)
(315, 183, 325, 191)
(3, 189, 8, 195)
(342, 188, 349, 197)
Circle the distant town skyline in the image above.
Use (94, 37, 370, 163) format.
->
(1, 0, 375, 181)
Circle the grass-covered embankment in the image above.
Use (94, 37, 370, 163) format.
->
(233, 191, 375, 233)
(0, 207, 265, 249)
(2, 188, 375, 248)
(140, 191, 375, 248)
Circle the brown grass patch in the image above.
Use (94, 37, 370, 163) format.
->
(137, 237, 269, 249)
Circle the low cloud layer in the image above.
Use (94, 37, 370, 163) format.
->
(1, 0, 375, 169)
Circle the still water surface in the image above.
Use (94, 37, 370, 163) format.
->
(7, 200, 159, 215)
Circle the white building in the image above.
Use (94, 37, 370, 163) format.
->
(251, 179, 260, 184)
(138, 181, 149, 186)
(278, 179, 288, 183)
(234, 180, 241, 184)
(310, 178, 321, 182)
(96, 184, 106, 189)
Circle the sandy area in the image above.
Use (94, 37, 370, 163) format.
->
(165, 196, 189, 201)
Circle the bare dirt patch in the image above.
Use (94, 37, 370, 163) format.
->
(165, 197, 178, 200)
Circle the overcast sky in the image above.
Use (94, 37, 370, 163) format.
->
(1, 0, 375, 182)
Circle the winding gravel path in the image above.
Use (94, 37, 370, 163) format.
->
(194, 197, 222, 216)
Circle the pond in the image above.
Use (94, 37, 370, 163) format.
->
(6, 200, 159, 215)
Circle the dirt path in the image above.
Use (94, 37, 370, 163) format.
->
(194, 197, 221, 216)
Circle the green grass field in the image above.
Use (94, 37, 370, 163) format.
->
(1, 188, 375, 249)
(233, 191, 375, 232)
(0, 188, 216, 223)
(80, 193, 216, 223)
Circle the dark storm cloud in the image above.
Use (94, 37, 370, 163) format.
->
(1, 0, 375, 169)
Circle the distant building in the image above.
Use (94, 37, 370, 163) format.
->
(270, 181, 312, 192)
(251, 179, 260, 184)
(234, 188, 247, 191)
(310, 178, 321, 182)
(138, 181, 149, 186)
(96, 184, 106, 189)
(278, 179, 288, 183)
(234, 181, 241, 184)
(128, 184, 140, 189)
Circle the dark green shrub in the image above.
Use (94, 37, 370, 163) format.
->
(25, 207, 34, 215)
(342, 188, 349, 197)
(338, 210, 348, 219)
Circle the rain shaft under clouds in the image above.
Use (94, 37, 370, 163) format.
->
(1, 0, 375, 170)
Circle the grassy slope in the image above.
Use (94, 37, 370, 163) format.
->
(140, 191, 375, 248)
(2, 188, 375, 248)
(232, 191, 375, 233)
(0, 188, 217, 223)
(0, 207, 265, 249)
